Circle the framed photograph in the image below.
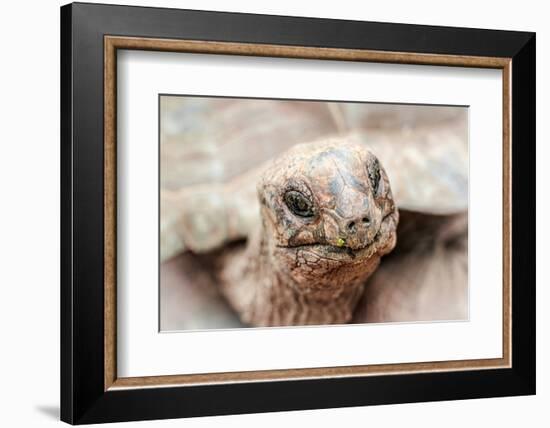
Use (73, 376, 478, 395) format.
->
(60, 2, 535, 424)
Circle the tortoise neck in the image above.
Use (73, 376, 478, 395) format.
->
(220, 227, 374, 327)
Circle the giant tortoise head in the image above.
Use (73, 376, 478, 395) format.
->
(257, 140, 399, 293)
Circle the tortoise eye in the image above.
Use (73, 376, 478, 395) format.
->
(367, 159, 381, 191)
(284, 190, 315, 218)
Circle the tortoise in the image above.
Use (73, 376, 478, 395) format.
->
(160, 98, 468, 329)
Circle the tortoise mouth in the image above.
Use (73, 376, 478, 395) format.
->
(272, 209, 397, 264)
(276, 232, 381, 263)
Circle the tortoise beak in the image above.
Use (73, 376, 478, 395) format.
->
(322, 210, 380, 251)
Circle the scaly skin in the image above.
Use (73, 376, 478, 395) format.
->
(220, 140, 399, 327)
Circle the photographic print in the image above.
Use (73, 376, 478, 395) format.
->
(159, 96, 469, 331)
(61, 5, 535, 422)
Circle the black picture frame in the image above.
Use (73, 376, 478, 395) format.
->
(61, 2, 535, 424)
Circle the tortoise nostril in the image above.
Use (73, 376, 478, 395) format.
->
(345, 216, 371, 234)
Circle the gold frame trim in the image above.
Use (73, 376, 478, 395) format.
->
(104, 36, 512, 391)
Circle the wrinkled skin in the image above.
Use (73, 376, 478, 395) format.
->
(220, 140, 399, 326)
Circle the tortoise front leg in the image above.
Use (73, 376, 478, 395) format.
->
(160, 166, 263, 261)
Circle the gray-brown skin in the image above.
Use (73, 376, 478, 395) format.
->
(219, 140, 399, 326)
